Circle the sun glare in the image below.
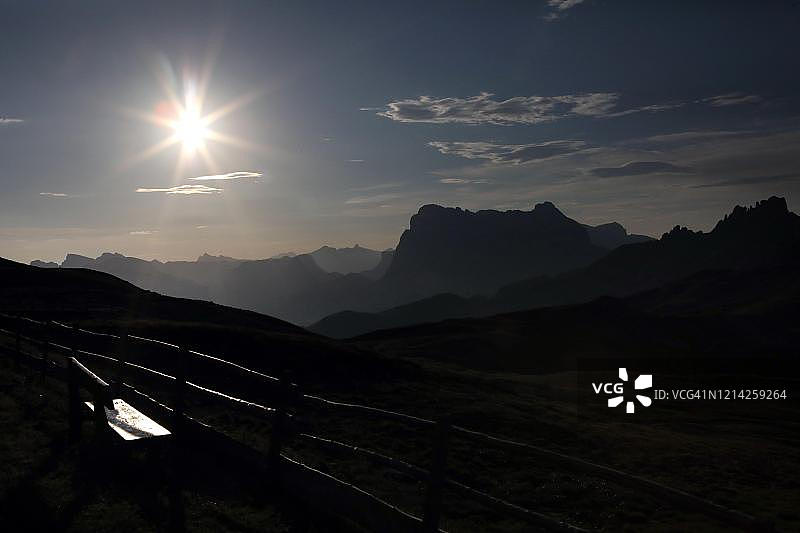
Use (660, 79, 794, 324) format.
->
(121, 53, 263, 178)
(173, 107, 209, 152)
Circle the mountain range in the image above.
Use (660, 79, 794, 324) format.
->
(311, 196, 800, 337)
(33, 202, 651, 325)
(10, 196, 800, 374)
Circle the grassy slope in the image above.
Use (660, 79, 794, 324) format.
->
(3, 257, 799, 531)
(0, 356, 301, 532)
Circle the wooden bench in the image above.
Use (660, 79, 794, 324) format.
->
(85, 398, 171, 441)
(68, 356, 171, 443)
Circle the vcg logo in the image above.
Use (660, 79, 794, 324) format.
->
(591, 368, 653, 414)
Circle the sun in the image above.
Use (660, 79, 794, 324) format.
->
(172, 106, 209, 152)
(121, 54, 263, 179)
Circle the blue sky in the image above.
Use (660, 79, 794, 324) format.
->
(2, 0, 799, 262)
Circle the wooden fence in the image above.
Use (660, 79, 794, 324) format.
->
(0, 313, 774, 532)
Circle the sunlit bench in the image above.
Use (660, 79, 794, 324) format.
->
(68, 356, 171, 443)
(85, 398, 171, 441)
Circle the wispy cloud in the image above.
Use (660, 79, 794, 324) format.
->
(439, 178, 491, 184)
(544, 0, 587, 21)
(590, 161, 692, 178)
(0, 117, 24, 125)
(347, 159, 365, 163)
(376, 91, 762, 126)
(701, 93, 763, 107)
(604, 102, 686, 117)
(39, 192, 73, 198)
(379, 92, 618, 125)
(627, 129, 753, 146)
(187, 171, 261, 181)
(429, 140, 588, 164)
(136, 184, 222, 195)
(130, 230, 157, 235)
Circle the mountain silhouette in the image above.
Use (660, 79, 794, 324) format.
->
(380, 202, 607, 300)
(583, 222, 653, 249)
(30, 260, 59, 268)
(309, 244, 384, 274)
(494, 196, 799, 312)
(311, 197, 800, 338)
(1, 256, 301, 335)
(62, 253, 210, 299)
(35, 202, 648, 325)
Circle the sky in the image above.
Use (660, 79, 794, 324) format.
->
(1, 0, 800, 263)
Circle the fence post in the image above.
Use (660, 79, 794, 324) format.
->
(68, 358, 82, 442)
(173, 346, 188, 439)
(267, 373, 291, 472)
(113, 334, 127, 398)
(14, 315, 21, 369)
(92, 384, 109, 443)
(71, 322, 80, 360)
(168, 345, 189, 533)
(40, 322, 50, 383)
(422, 418, 451, 532)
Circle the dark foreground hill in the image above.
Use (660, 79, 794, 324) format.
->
(0, 257, 398, 385)
(3, 253, 799, 531)
(312, 197, 800, 338)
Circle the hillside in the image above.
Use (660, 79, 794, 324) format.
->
(0, 257, 395, 385)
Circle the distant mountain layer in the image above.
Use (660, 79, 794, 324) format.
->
(32, 202, 650, 325)
(349, 274, 800, 373)
(309, 245, 384, 274)
(30, 260, 59, 268)
(1, 256, 302, 336)
(310, 197, 800, 338)
(583, 222, 652, 249)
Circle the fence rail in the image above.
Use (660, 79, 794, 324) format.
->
(0, 312, 773, 532)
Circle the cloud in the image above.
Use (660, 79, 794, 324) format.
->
(0, 117, 24, 125)
(347, 159, 365, 163)
(605, 102, 686, 117)
(429, 140, 588, 164)
(629, 129, 752, 146)
(136, 184, 222, 195)
(439, 178, 491, 184)
(544, 0, 587, 20)
(187, 171, 261, 181)
(701, 93, 763, 107)
(130, 230, 157, 236)
(39, 192, 72, 198)
(692, 172, 800, 188)
(379, 92, 619, 125)
(376, 90, 761, 126)
(591, 161, 691, 178)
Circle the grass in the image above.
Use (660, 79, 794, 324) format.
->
(0, 355, 302, 532)
(2, 322, 798, 532)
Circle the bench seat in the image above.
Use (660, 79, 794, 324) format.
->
(85, 399, 171, 441)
